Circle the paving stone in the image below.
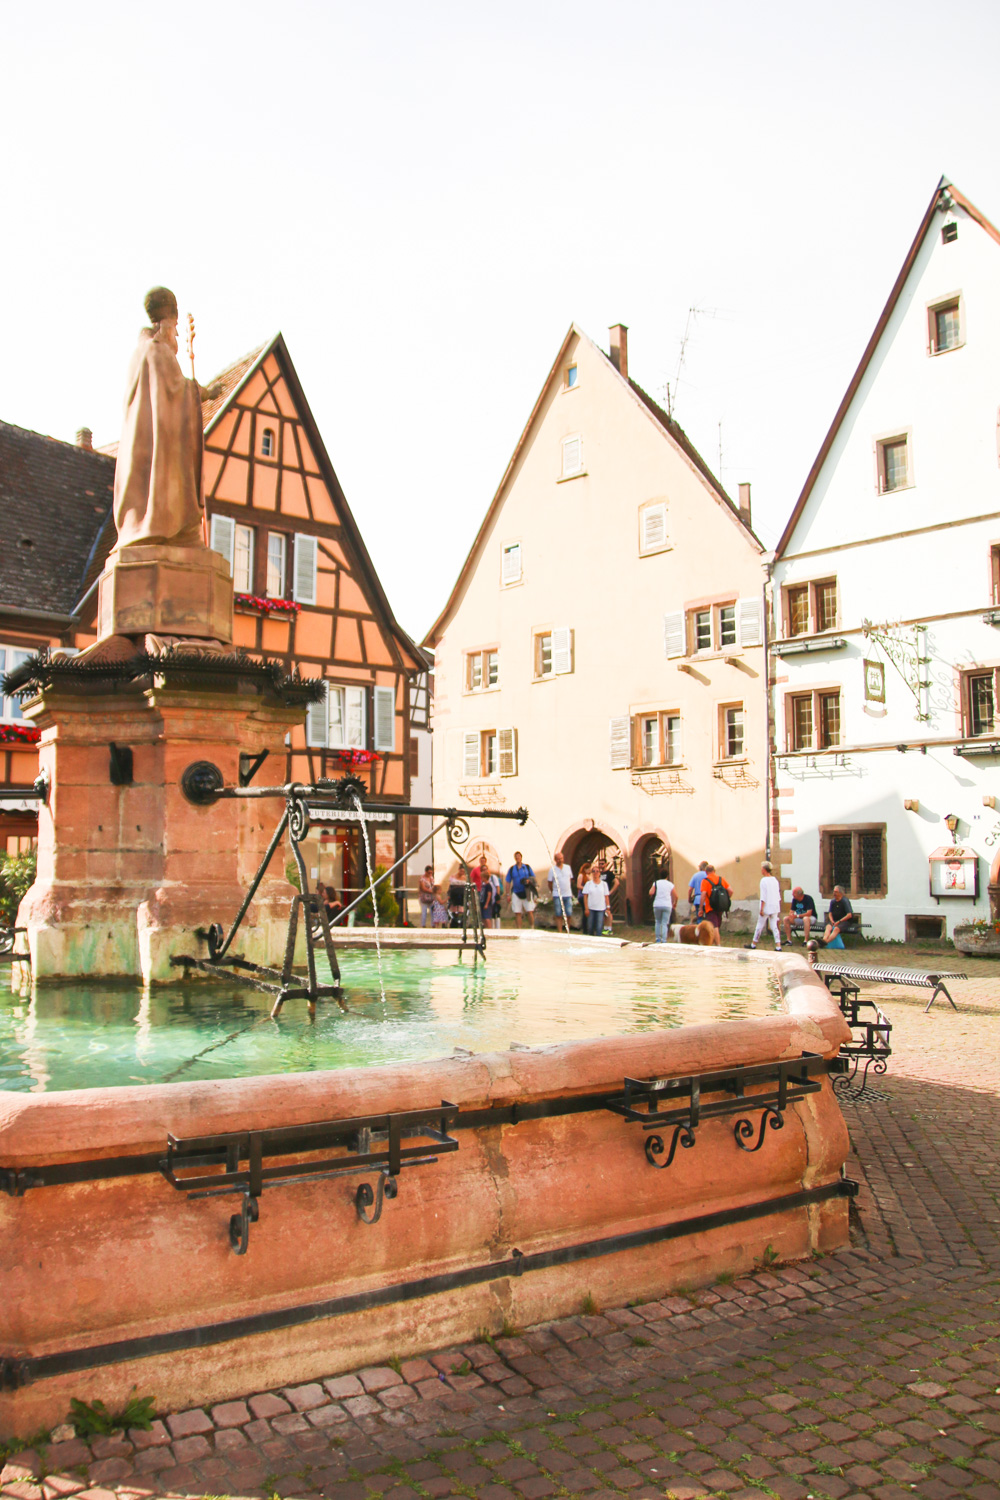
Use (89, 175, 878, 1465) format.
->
(248, 1389, 293, 1418)
(323, 1372, 365, 1399)
(164, 1406, 212, 1438)
(209, 1397, 251, 1427)
(282, 1380, 329, 1410)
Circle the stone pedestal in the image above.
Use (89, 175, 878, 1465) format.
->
(15, 664, 303, 985)
(97, 543, 234, 643)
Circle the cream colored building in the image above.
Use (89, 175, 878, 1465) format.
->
(425, 324, 769, 922)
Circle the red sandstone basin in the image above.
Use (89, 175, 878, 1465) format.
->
(0, 946, 850, 1438)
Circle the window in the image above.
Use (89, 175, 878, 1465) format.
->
(717, 604, 737, 648)
(929, 297, 962, 355)
(787, 585, 809, 636)
(533, 628, 573, 679)
(814, 580, 838, 633)
(233, 523, 254, 593)
(722, 705, 744, 760)
(878, 435, 910, 493)
(501, 542, 522, 585)
(820, 824, 886, 898)
(561, 435, 583, 478)
(818, 690, 841, 748)
(786, 688, 842, 751)
(681, 599, 759, 655)
(465, 649, 499, 692)
(790, 694, 813, 752)
(463, 728, 517, 778)
(639, 501, 668, 556)
(293, 533, 318, 604)
(967, 672, 996, 737)
(373, 686, 395, 753)
(992, 545, 1000, 608)
(565, 363, 578, 389)
(307, 683, 367, 748)
(483, 731, 498, 777)
(261, 427, 275, 457)
(637, 711, 682, 767)
(942, 221, 958, 244)
(266, 532, 286, 598)
(694, 610, 712, 653)
(0, 646, 32, 721)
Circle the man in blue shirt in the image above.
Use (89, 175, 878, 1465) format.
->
(782, 886, 818, 944)
(687, 861, 709, 918)
(505, 851, 537, 929)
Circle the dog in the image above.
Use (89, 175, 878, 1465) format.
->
(674, 920, 721, 947)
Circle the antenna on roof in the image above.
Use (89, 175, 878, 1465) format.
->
(664, 306, 716, 418)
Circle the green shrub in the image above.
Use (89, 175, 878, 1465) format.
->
(0, 849, 36, 927)
(355, 864, 398, 926)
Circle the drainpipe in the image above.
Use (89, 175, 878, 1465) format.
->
(761, 558, 775, 863)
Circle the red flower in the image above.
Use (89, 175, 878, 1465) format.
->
(0, 723, 40, 745)
(331, 748, 381, 767)
(233, 593, 302, 616)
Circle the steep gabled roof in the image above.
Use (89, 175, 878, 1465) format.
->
(201, 342, 269, 428)
(775, 177, 1000, 559)
(0, 421, 115, 619)
(424, 323, 760, 645)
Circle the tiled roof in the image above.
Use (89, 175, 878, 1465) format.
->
(0, 421, 115, 617)
(201, 343, 268, 428)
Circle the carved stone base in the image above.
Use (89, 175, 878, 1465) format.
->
(97, 543, 233, 643)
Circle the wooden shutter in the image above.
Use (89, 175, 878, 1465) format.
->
(346, 686, 366, 747)
(502, 543, 522, 584)
(609, 716, 631, 769)
(327, 686, 345, 748)
(641, 503, 667, 551)
(209, 514, 235, 576)
(463, 731, 480, 778)
(293, 533, 318, 604)
(233, 524, 254, 593)
(551, 627, 573, 675)
(498, 727, 518, 776)
(562, 436, 582, 475)
(306, 682, 328, 747)
(663, 611, 685, 659)
(738, 596, 764, 648)
(374, 686, 395, 752)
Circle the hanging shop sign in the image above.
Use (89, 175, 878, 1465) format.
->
(863, 659, 885, 703)
(928, 845, 979, 900)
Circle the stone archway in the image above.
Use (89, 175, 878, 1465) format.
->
(632, 832, 672, 923)
(569, 829, 626, 920)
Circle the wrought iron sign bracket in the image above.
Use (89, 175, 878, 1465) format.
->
(604, 1054, 835, 1169)
(159, 1102, 459, 1254)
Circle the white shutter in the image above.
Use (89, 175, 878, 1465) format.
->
(641, 503, 667, 551)
(346, 686, 366, 747)
(293, 533, 318, 604)
(374, 686, 395, 752)
(551, 627, 573, 675)
(209, 514, 235, 576)
(306, 682, 329, 747)
(327, 685, 345, 747)
(562, 436, 582, 476)
(498, 727, 518, 776)
(502, 543, 522, 584)
(609, 716, 632, 770)
(663, 611, 685, 659)
(737, 596, 764, 648)
(233, 524, 254, 593)
(463, 731, 480, 778)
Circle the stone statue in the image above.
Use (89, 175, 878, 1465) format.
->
(113, 287, 205, 550)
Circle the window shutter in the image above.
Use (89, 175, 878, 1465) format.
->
(374, 686, 395, 752)
(306, 682, 329, 747)
(345, 685, 366, 747)
(641, 503, 667, 551)
(463, 731, 480, 778)
(498, 727, 518, 776)
(233, 524, 254, 593)
(609, 715, 632, 769)
(209, 514, 235, 575)
(293, 533, 318, 604)
(327, 686, 345, 748)
(562, 436, 582, 475)
(663, 611, 685, 659)
(737, 596, 764, 648)
(502, 543, 522, 584)
(551, 627, 572, 675)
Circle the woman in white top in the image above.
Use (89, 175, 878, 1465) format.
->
(649, 870, 676, 943)
(748, 861, 782, 951)
(580, 873, 608, 937)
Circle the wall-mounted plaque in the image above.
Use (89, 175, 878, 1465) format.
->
(863, 659, 885, 703)
(928, 845, 979, 899)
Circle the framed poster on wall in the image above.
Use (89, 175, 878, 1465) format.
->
(928, 845, 979, 899)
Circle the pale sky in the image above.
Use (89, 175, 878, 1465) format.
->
(3, 0, 999, 641)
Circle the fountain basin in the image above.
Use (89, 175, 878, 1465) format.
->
(0, 941, 850, 1437)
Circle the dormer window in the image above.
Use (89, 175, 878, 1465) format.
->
(261, 427, 275, 458)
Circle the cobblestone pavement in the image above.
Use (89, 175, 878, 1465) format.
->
(3, 989, 998, 1500)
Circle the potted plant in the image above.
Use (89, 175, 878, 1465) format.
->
(952, 917, 1000, 957)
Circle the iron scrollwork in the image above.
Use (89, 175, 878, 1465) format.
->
(355, 1170, 399, 1224)
(645, 1123, 696, 1169)
(734, 1106, 784, 1153)
(229, 1191, 259, 1255)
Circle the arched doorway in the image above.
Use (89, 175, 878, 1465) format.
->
(571, 829, 626, 920)
(635, 835, 672, 923)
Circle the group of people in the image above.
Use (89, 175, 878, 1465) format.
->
(747, 867, 857, 951)
(416, 850, 621, 936)
(644, 860, 733, 943)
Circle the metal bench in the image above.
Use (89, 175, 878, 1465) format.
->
(813, 961, 966, 1013)
(816, 970, 892, 1098)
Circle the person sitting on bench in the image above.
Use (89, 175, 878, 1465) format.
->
(822, 886, 857, 949)
(782, 886, 817, 944)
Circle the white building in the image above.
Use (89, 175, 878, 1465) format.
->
(770, 177, 1000, 940)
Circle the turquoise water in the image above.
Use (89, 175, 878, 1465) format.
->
(0, 942, 780, 1093)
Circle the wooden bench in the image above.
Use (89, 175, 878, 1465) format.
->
(813, 961, 967, 1013)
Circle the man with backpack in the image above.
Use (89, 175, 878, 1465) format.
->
(698, 864, 732, 932)
(747, 860, 782, 951)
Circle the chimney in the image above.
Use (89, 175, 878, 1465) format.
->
(609, 324, 628, 380)
(75, 427, 93, 451)
(738, 482, 752, 527)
